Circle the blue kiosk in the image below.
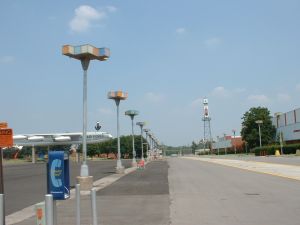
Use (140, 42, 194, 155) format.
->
(47, 151, 70, 200)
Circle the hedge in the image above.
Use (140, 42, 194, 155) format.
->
(253, 143, 300, 156)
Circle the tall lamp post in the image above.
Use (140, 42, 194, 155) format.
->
(148, 133, 153, 159)
(275, 112, 284, 155)
(125, 110, 139, 167)
(108, 91, 128, 173)
(143, 129, 150, 161)
(255, 120, 263, 148)
(223, 133, 227, 155)
(232, 129, 236, 154)
(216, 136, 220, 155)
(62, 44, 110, 183)
(136, 122, 146, 161)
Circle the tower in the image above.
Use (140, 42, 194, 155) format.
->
(202, 98, 212, 153)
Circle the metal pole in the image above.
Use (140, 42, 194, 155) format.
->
(32, 145, 35, 164)
(131, 117, 136, 166)
(45, 194, 53, 225)
(141, 127, 144, 161)
(258, 124, 262, 148)
(80, 59, 89, 177)
(280, 131, 284, 155)
(0, 148, 4, 194)
(91, 188, 98, 225)
(0, 148, 4, 225)
(76, 184, 80, 225)
(80, 58, 90, 177)
(233, 131, 236, 154)
(0, 194, 4, 225)
(53, 200, 57, 225)
(145, 133, 148, 161)
(116, 100, 122, 169)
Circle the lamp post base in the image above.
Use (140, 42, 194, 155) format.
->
(116, 166, 125, 174)
(76, 176, 93, 191)
(80, 164, 89, 177)
(131, 159, 137, 167)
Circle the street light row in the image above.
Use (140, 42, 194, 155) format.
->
(107, 91, 160, 173)
(62, 43, 160, 176)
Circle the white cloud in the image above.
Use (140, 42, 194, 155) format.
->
(211, 86, 231, 98)
(204, 37, 222, 47)
(106, 6, 117, 13)
(247, 94, 270, 103)
(145, 92, 165, 103)
(191, 98, 203, 108)
(176, 27, 186, 34)
(69, 5, 106, 32)
(277, 93, 291, 102)
(0, 56, 14, 64)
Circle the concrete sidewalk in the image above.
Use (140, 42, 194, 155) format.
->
(13, 160, 169, 225)
(185, 156, 300, 181)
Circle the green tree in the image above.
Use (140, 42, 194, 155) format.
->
(191, 141, 197, 154)
(241, 107, 276, 149)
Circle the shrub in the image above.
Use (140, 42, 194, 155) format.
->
(253, 143, 300, 156)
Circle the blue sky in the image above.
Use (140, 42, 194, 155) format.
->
(1, 0, 300, 146)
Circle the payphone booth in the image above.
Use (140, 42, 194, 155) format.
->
(47, 151, 70, 200)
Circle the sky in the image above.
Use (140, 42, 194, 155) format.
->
(1, 0, 300, 146)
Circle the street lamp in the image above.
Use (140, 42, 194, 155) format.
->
(62, 44, 110, 180)
(232, 129, 236, 154)
(255, 120, 263, 148)
(125, 110, 139, 167)
(136, 122, 146, 162)
(275, 112, 284, 155)
(223, 133, 227, 155)
(143, 128, 150, 161)
(148, 133, 153, 159)
(108, 91, 128, 173)
(216, 136, 220, 155)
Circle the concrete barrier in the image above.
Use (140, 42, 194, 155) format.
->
(296, 150, 300, 156)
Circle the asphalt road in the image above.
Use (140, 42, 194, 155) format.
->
(7, 157, 300, 225)
(15, 160, 170, 225)
(169, 157, 300, 225)
(3, 159, 132, 215)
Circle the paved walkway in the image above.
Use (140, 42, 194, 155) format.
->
(12, 160, 169, 225)
(184, 156, 300, 181)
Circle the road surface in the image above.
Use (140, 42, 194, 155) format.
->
(8, 157, 300, 225)
(3, 159, 131, 215)
(169, 157, 300, 225)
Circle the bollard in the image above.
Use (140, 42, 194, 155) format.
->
(45, 194, 53, 225)
(35, 202, 46, 225)
(0, 194, 4, 225)
(53, 200, 57, 225)
(91, 188, 98, 225)
(76, 184, 81, 225)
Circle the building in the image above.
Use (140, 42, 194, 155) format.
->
(272, 108, 300, 144)
(212, 135, 244, 154)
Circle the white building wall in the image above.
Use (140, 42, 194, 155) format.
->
(272, 108, 300, 142)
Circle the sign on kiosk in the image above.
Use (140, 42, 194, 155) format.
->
(0, 128, 13, 148)
(47, 151, 70, 200)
